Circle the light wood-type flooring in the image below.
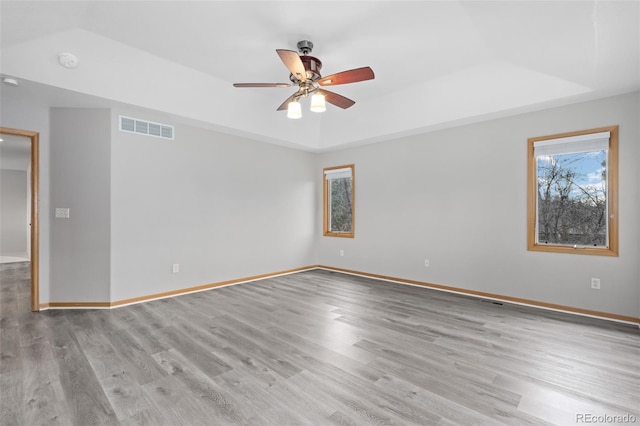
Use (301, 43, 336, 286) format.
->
(1, 262, 639, 425)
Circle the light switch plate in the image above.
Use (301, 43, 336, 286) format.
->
(55, 208, 70, 219)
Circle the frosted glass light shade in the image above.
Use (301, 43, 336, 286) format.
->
(287, 100, 302, 119)
(310, 93, 326, 112)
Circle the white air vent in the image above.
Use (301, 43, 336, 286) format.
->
(119, 115, 174, 140)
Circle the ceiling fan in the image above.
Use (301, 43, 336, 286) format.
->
(233, 40, 374, 118)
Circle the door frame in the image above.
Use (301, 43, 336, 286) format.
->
(1, 127, 40, 311)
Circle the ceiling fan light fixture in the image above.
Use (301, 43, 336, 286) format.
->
(287, 100, 302, 119)
(310, 93, 326, 113)
(234, 40, 375, 116)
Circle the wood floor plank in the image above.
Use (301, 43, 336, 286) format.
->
(367, 356, 544, 425)
(19, 338, 70, 425)
(287, 369, 419, 425)
(18, 314, 51, 348)
(2, 264, 639, 425)
(374, 374, 506, 426)
(157, 325, 232, 379)
(102, 327, 168, 386)
(139, 375, 196, 426)
(116, 406, 168, 426)
(49, 325, 119, 425)
(206, 315, 303, 380)
(0, 371, 24, 425)
(216, 368, 323, 425)
(0, 325, 22, 374)
(72, 327, 126, 381)
(99, 369, 158, 422)
(151, 348, 252, 425)
(265, 325, 383, 383)
(108, 312, 170, 356)
(215, 313, 444, 424)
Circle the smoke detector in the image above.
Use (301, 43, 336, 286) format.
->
(58, 52, 79, 69)
(2, 77, 19, 86)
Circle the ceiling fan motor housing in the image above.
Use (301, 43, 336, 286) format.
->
(294, 55, 322, 82)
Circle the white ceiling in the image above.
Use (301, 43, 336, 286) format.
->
(1, 1, 639, 152)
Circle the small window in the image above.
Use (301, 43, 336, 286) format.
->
(323, 164, 355, 238)
(527, 126, 618, 256)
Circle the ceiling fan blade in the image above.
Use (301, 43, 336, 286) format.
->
(276, 49, 306, 82)
(318, 67, 375, 86)
(276, 93, 298, 111)
(318, 89, 356, 109)
(233, 83, 292, 88)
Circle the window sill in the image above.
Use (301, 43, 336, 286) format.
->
(527, 243, 618, 257)
(324, 232, 355, 238)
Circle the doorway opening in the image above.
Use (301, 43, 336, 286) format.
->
(0, 127, 39, 311)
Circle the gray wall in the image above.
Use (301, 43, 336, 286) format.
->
(317, 92, 640, 318)
(50, 108, 111, 302)
(0, 170, 28, 256)
(0, 100, 317, 305)
(109, 110, 317, 301)
(1, 90, 638, 320)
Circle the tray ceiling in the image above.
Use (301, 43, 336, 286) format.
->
(1, 1, 638, 151)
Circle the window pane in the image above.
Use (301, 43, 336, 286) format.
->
(330, 177, 353, 233)
(536, 150, 608, 246)
(323, 164, 355, 238)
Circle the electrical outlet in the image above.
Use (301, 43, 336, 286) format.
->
(424, 259, 430, 268)
(339, 249, 344, 257)
(591, 277, 600, 289)
(172, 264, 179, 273)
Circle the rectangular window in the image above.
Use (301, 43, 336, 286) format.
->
(527, 126, 618, 256)
(323, 164, 355, 238)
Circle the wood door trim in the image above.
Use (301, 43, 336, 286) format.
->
(1, 127, 40, 311)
